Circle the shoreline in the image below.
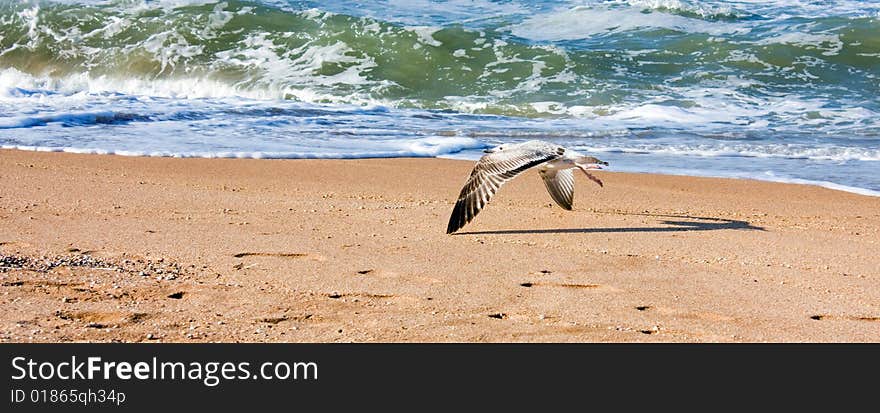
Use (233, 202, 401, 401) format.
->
(1, 149, 879, 342)
(5, 146, 880, 198)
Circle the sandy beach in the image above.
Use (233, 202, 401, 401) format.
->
(1, 148, 878, 342)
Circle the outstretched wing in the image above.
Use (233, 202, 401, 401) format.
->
(447, 144, 562, 234)
(539, 168, 574, 210)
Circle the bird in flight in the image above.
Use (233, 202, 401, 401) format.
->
(447, 140, 608, 234)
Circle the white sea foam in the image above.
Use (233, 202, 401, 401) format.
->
(756, 32, 844, 56)
(2, 136, 486, 159)
(603, 163, 880, 197)
(619, 0, 740, 18)
(507, 5, 749, 41)
(607, 104, 726, 124)
(0, 111, 120, 129)
(723, 0, 880, 19)
(583, 143, 880, 162)
(338, 0, 528, 25)
(408, 26, 443, 47)
(751, 173, 880, 197)
(0, 66, 391, 107)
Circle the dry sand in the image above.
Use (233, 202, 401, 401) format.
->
(1, 149, 878, 342)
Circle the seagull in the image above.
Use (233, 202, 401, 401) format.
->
(447, 140, 608, 234)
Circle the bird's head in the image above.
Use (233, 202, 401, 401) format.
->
(483, 144, 505, 154)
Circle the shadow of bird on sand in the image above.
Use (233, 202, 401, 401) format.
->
(453, 212, 765, 236)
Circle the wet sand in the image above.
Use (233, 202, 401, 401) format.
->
(1, 149, 878, 342)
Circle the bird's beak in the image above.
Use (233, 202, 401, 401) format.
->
(483, 148, 495, 153)
(583, 161, 608, 170)
(579, 157, 608, 169)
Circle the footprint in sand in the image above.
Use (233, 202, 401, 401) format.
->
(167, 291, 185, 299)
(641, 306, 735, 322)
(3, 280, 102, 299)
(233, 252, 308, 258)
(326, 292, 395, 299)
(232, 252, 327, 263)
(55, 310, 150, 328)
(519, 281, 603, 289)
(351, 268, 442, 284)
(810, 315, 880, 322)
(258, 316, 289, 324)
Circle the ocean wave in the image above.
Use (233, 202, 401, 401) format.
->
(506, 5, 750, 41)
(1, 0, 878, 196)
(0, 1, 877, 121)
(620, 0, 745, 19)
(4, 68, 879, 143)
(0, 110, 152, 129)
(601, 163, 880, 197)
(748, 173, 880, 197)
(2, 135, 487, 159)
(581, 144, 880, 162)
